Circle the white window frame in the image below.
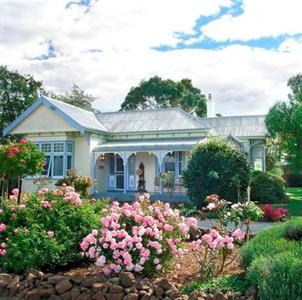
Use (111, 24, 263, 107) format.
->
(34, 141, 74, 179)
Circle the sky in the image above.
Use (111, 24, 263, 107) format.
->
(1, 0, 302, 116)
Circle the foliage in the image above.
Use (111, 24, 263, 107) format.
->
(265, 73, 302, 176)
(274, 187, 302, 217)
(120, 76, 207, 117)
(240, 217, 302, 268)
(265, 137, 282, 172)
(0, 66, 42, 134)
(246, 252, 302, 300)
(183, 275, 247, 295)
(262, 204, 289, 222)
(50, 84, 96, 111)
(203, 194, 263, 241)
(0, 186, 107, 273)
(80, 194, 198, 276)
(183, 138, 250, 207)
(250, 172, 286, 204)
(55, 169, 94, 198)
(286, 173, 302, 187)
(0, 138, 45, 200)
(159, 171, 175, 199)
(172, 201, 200, 217)
(191, 228, 245, 279)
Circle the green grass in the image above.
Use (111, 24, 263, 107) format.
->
(183, 275, 248, 295)
(273, 188, 302, 216)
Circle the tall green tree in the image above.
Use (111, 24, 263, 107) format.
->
(265, 74, 302, 174)
(52, 84, 96, 111)
(120, 76, 207, 117)
(0, 66, 42, 135)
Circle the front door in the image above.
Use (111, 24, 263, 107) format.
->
(115, 155, 124, 190)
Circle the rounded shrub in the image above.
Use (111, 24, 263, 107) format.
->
(250, 172, 286, 204)
(241, 218, 302, 299)
(0, 186, 108, 273)
(183, 138, 250, 206)
(240, 218, 302, 268)
(246, 252, 302, 300)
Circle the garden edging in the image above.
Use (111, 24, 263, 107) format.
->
(0, 270, 256, 300)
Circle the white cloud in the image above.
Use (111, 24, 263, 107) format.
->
(0, 0, 301, 117)
(202, 0, 302, 41)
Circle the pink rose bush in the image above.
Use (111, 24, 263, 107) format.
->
(192, 228, 246, 278)
(0, 186, 106, 273)
(81, 194, 198, 275)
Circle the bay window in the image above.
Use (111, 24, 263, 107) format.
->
(36, 141, 74, 179)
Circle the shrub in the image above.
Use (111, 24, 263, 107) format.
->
(250, 172, 286, 204)
(80, 194, 198, 276)
(183, 275, 247, 295)
(0, 137, 45, 201)
(240, 218, 302, 267)
(240, 218, 302, 268)
(55, 169, 93, 198)
(286, 173, 302, 187)
(0, 186, 108, 273)
(246, 252, 302, 300)
(241, 218, 302, 299)
(262, 204, 288, 222)
(183, 138, 250, 206)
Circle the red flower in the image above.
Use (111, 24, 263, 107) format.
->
(20, 137, 27, 145)
(11, 147, 19, 154)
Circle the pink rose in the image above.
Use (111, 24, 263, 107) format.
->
(47, 231, 54, 238)
(0, 223, 6, 232)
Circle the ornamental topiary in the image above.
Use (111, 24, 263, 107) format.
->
(0, 185, 108, 273)
(183, 138, 250, 207)
(250, 172, 286, 204)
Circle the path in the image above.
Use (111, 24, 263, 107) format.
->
(198, 219, 277, 233)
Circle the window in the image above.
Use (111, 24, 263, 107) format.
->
(35, 141, 74, 179)
(163, 151, 185, 177)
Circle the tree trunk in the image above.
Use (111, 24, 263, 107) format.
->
(17, 177, 22, 204)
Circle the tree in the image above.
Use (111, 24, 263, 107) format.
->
(265, 74, 302, 175)
(183, 138, 251, 207)
(0, 137, 45, 202)
(0, 66, 42, 135)
(120, 76, 207, 117)
(51, 84, 96, 111)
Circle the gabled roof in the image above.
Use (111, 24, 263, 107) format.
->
(96, 108, 209, 133)
(197, 115, 267, 137)
(3, 96, 267, 138)
(3, 96, 108, 136)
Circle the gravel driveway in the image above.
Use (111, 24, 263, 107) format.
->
(198, 219, 278, 234)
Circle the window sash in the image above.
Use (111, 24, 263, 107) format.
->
(31, 141, 74, 179)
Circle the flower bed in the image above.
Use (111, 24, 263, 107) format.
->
(0, 185, 107, 273)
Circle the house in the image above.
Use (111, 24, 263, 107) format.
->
(3, 96, 267, 196)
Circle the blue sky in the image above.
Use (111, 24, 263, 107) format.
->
(1, 0, 302, 115)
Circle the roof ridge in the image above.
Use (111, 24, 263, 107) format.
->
(98, 107, 183, 115)
(43, 96, 95, 115)
(198, 114, 266, 121)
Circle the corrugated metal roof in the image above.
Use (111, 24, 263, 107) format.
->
(197, 115, 267, 137)
(45, 97, 108, 132)
(93, 138, 205, 152)
(96, 108, 209, 133)
(40, 98, 267, 137)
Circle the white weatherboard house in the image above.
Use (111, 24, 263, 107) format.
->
(3, 96, 267, 196)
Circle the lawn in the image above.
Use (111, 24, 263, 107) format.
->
(274, 187, 302, 216)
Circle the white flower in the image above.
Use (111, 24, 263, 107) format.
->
(207, 203, 216, 210)
(231, 203, 239, 210)
(95, 255, 106, 267)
